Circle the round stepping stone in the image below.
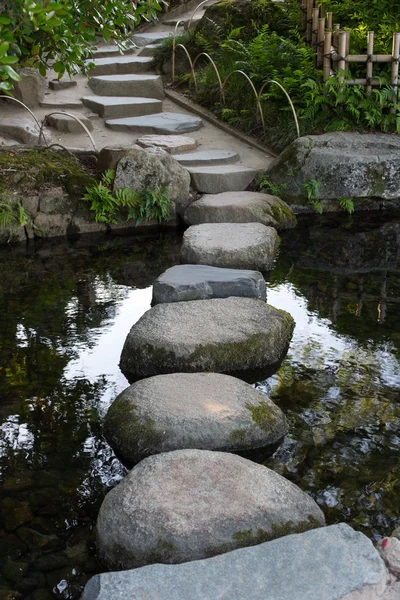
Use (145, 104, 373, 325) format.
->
(96, 449, 325, 569)
(106, 112, 203, 134)
(82, 96, 162, 119)
(88, 74, 164, 99)
(152, 264, 266, 304)
(180, 223, 279, 271)
(137, 134, 198, 154)
(188, 165, 258, 193)
(45, 113, 93, 133)
(104, 373, 287, 467)
(184, 191, 296, 229)
(174, 149, 239, 167)
(119, 297, 294, 381)
(87, 56, 153, 76)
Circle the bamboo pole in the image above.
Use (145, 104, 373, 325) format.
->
(327, 12, 333, 30)
(317, 18, 325, 66)
(391, 32, 400, 112)
(345, 30, 351, 56)
(338, 31, 347, 83)
(301, 0, 307, 33)
(312, 7, 319, 51)
(320, 3, 325, 18)
(342, 54, 392, 63)
(333, 24, 340, 50)
(323, 30, 332, 80)
(366, 31, 374, 95)
(306, 0, 313, 44)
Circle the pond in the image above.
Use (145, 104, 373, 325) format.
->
(0, 212, 400, 599)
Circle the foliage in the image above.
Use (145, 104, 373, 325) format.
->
(258, 175, 287, 196)
(303, 179, 322, 214)
(0, 197, 39, 241)
(338, 198, 355, 214)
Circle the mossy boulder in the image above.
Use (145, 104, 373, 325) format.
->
(119, 297, 295, 382)
(103, 372, 287, 467)
(96, 449, 325, 569)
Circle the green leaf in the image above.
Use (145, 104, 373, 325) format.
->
(1, 66, 21, 81)
(0, 41, 10, 58)
(0, 55, 19, 65)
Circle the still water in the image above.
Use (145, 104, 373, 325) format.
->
(0, 213, 399, 598)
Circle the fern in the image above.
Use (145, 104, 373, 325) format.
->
(0, 198, 39, 241)
(338, 197, 355, 214)
(303, 179, 322, 214)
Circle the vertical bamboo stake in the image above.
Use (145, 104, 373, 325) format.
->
(345, 30, 351, 57)
(306, 0, 313, 44)
(366, 31, 374, 95)
(323, 30, 332, 80)
(317, 18, 325, 66)
(320, 3, 325, 18)
(327, 12, 333, 30)
(312, 7, 319, 51)
(391, 32, 400, 112)
(333, 24, 340, 50)
(338, 31, 347, 84)
(301, 0, 307, 33)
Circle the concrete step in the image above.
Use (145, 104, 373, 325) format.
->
(187, 165, 259, 194)
(131, 31, 173, 47)
(106, 112, 203, 134)
(88, 74, 164, 99)
(87, 56, 154, 76)
(82, 95, 163, 119)
(174, 149, 239, 167)
(137, 44, 161, 57)
(92, 45, 136, 59)
(45, 113, 93, 133)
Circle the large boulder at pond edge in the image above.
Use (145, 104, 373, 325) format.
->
(113, 147, 190, 210)
(180, 223, 280, 271)
(83, 524, 389, 600)
(266, 133, 400, 211)
(119, 297, 294, 381)
(96, 449, 325, 569)
(103, 373, 287, 467)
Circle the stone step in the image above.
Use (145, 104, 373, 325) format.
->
(92, 45, 136, 58)
(88, 74, 164, 99)
(45, 113, 94, 133)
(40, 99, 83, 109)
(87, 56, 154, 76)
(106, 112, 203, 134)
(137, 44, 161, 57)
(81, 95, 163, 119)
(163, 13, 203, 28)
(137, 134, 198, 153)
(187, 165, 258, 193)
(131, 31, 173, 47)
(174, 149, 239, 167)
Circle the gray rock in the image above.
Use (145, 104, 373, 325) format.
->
(106, 112, 203, 134)
(377, 537, 400, 572)
(104, 372, 287, 466)
(88, 74, 164, 99)
(131, 31, 173, 46)
(119, 297, 294, 381)
(266, 132, 400, 210)
(152, 264, 266, 304)
(138, 44, 162, 57)
(0, 118, 40, 145)
(96, 449, 325, 569)
(45, 113, 93, 133)
(82, 96, 162, 119)
(174, 149, 239, 166)
(137, 134, 198, 153)
(180, 223, 280, 271)
(83, 523, 390, 600)
(97, 145, 141, 172)
(13, 68, 46, 108)
(188, 165, 258, 193)
(113, 147, 190, 208)
(391, 526, 400, 540)
(48, 79, 77, 91)
(92, 45, 136, 59)
(87, 56, 153, 76)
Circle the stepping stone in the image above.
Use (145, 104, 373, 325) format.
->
(45, 113, 93, 133)
(49, 79, 77, 91)
(188, 165, 258, 193)
(174, 149, 239, 167)
(180, 223, 280, 271)
(152, 264, 266, 304)
(88, 74, 164, 99)
(82, 523, 389, 600)
(92, 45, 136, 59)
(40, 99, 83, 109)
(131, 31, 173, 47)
(0, 118, 40, 145)
(106, 112, 203, 134)
(104, 373, 287, 467)
(137, 134, 198, 153)
(185, 191, 297, 229)
(82, 96, 162, 119)
(95, 449, 324, 569)
(138, 44, 161, 57)
(119, 297, 294, 381)
(87, 56, 153, 76)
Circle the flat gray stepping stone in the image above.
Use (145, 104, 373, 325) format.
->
(82, 523, 389, 600)
(138, 44, 161, 57)
(92, 45, 136, 59)
(131, 31, 173, 47)
(185, 191, 297, 229)
(180, 223, 280, 271)
(152, 264, 266, 304)
(40, 99, 82, 109)
(87, 56, 153, 76)
(137, 134, 197, 153)
(106, 112, 203, 134)
(82, 96, 162, 119)
(188, 165, 258, 193)
(174, 149, 239, 166)
(88, 74, 164, 99)
(95, 449, 324, 569)
(104, 373, 287, 467)
(45, 113, 93, 133)
(49, 79, 77, 91)
(120, 296, 294, 381)
(0, 118, 40, 145)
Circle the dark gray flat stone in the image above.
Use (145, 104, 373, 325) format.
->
(106, 112, 203, 134)
(81, 523, 389, 600)
(87, 56, 153, 76)
(131, 31, 173, 46)
(174, 149, 239, 166)
(188, 165, 258, 193)
(82, 96, 162, 118)
(88, 74, 164, 99)
(152, 264, 266, 304)
(138, 44, 162, 57)
(49, 79, 77, 91)
(92, 45, 136, 58)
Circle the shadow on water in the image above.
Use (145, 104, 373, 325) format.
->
(0, 213, 400, 597)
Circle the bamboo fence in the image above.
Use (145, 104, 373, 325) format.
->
(300, 0, 400, 105)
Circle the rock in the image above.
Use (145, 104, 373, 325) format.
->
(180, 223, 280, 271)
(137, 134, 198, 154)
(97, 145, 141, 171)
(88, 74, 164, 99)
(188, 165, 258, 194)
(185, 191, 296, 229)
(104, 373, 287, 466)
(113, 147, 190, 209)
(266, 133, 400, 210)
(105, 112, 203, 135)
(119, 297, 294, 381)
(131, 31, 173, 46)
(96, 449, 325, 569)
(45, 113, 93, 133)
(87, 56, 153, 76)
(48, 80, 77, 91)
(174, 149, 239, 166)
(152, 264, 266, 304)
(137, 44, 161, 57)
(82, 96, 163, 119)
(391, 526, 400, 540)
(377, 537, 400, 573)
(82, 523, 391, 600)
(13, 68, 46, 108)
(0, 118, 40, 145)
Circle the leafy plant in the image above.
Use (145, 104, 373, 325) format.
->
(303, 179, 322, 214)
(338, 197, 355, 214)
(258, 175, 287, 196)
(127, 185, 171, 225)
(0, 198, 39, 241)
